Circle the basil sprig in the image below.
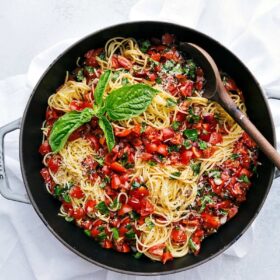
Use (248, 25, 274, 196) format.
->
(49, 70, 158, 152)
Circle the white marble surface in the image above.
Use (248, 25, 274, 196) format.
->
(1, 0, 280, 279)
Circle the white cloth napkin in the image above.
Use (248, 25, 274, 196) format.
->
(1, 1, 280, 279)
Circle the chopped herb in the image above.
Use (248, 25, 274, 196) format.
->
(121, 77, 129, 85)
(168, 145, 181, 153)
(125, 224, 132, 229)
(76, 69, 84, 82)
(134, 252, 143, 259)
(65, 216, 74, 222)
(63, 193, 71, 203)
(183, 140, 192, 149)
(97, 232, 107, 241)
(183, 129, 198, 141)
(99, 52, 106, 60)
(140, 40, 151, 53)
(231, 153, 240, 160)
(104, 175, 111, 183)
(188, 238, 198, 251)
(166, 98, 178, 108)
(141, 122, 147, 133)
(191, 162, 201, 175)
(170, 171, 181, 179)
(96, 201, 109, 215)
(219, 209, 228, 215)
(252, 165, 258, 175)
(130, 210, 140, 220)
(148, 161, 157, 166)
(209, 170, 221, 179)
(132, 181, 141, 188)
(109, 198, 122, 210)
(239, 174, 250, 184)
(120, 152, 128, 167)
(84, 229, 91, 237)
(170, 63, 184, 74)
(157, 154, 165, 161)
(125, 230, 136, 239)
(185, 60, 197, 80)
(111, 71, 120, 82)
(94, 156, 104, 166)
(99, 182, 106, 189)
(145, 217, 155, 230)
(171, 121, 181, 131)
(111, 228, 119, 240)
(199, 195, 213, 213)
(54, 185, 64, 197)
(198, 140, 207, 150)
(188, 107, 200, 123)
(84, 66, 94, 73)
(156, 77, 162, 84)
(163, 60, 175, 71)
(98, 226, 105, 231)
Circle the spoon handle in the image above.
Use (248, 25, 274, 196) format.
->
(217, 84, 280, 170)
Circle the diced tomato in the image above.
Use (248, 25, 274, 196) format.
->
(117, 55, 133, 70)
(242, 132, 256, 148)
(81, 220, 92, 230)
(145, 143, 158, 153)
(175, 112, 186, 122)
(202, 147, 217, 158)
(111, 174, 121, 189)
(148, 243, 165, 256)
(128, 196, 141, 210)
(224, 78, 237, 91)
(40, 167, 51, 183)
(46, 107, 58, 121)
(171, 229, 187, 244)
(102, 239, 113, 249)
(141, 152, 153, 161)
(130, 186, 149, 198)
(69, 186, 84, 199)
(180, 81, 193, 97)
(238, 168, 251, 177)
(139, 199, 154, 216)
(69, 100, 92, 111)
(121, 243, 131, 253)
(91, 227, 102, 237)
(180, 150, 193, 164)
(72, 207, 85, 220)
(162, 251, 173, 264)
(118, 204, 133, 216)
(227, 206, 238, 219)
(111, 55, 120, 69)
(85, 199, 97, 214)
(85, 48, 103, 67)
(110, 162, 127, 173)
(162, 33, 175, 45)
(86, 135, 100, 150)
(209, 132, 223, 145)
(162, 128, 175, 141)
(147, 72, 157, 82)
(157, 144, 168, 156)
(150, 52, 161, 62)
(115, 128, 131, 137)
(39, 141, 51, 155)
(47, 156, 61, 173)
(170, 133, 183, 145)
(201, 213, 220, 229)
(192, 146, 202, 158)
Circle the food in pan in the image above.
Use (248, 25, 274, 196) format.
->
(39, 34, 258, 263)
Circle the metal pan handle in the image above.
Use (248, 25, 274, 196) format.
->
(0, 119, 30, 203)
(267, 94, 280, 179)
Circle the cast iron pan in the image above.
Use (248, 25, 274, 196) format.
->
(0, 21, 278, 275)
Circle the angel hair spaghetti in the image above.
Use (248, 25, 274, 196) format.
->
(39, 34, 259, 263)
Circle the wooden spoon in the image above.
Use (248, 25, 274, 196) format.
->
(179, 42, 280, 170)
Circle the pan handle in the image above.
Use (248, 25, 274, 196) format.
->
(0, 119, 30, 204)
(266, 95, 280, 179)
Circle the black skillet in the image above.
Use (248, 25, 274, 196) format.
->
(0, 21, 279, 275)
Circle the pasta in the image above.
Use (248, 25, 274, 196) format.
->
(39, 34, 258, 263)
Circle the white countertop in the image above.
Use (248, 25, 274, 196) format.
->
(1, 1, 280, 279)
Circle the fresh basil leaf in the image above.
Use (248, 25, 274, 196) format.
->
(94, 70, 111, 109)
(199, 195, 213, 213)
(239, 174, 250, 184)
(170, 171, 181, 179)
(94, 156, 104, 166)
(104, 83, 158, 120)
(98, 115, 115, 151)
(134, 252, 142, 259)
(148, 161, 157, 166)
(231, 153, 240, 160)
(85, 66, 94, 73)
(168, 145, 181, 153)
(84, 229, 91, 237)
(111, 228, 119, 240)
(183, 140, 192, 149)
(156, 77, 162, 84)
(125, 230, 136, 239)
(49, 108, 94, 152)
(183, 129, 198, 141)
